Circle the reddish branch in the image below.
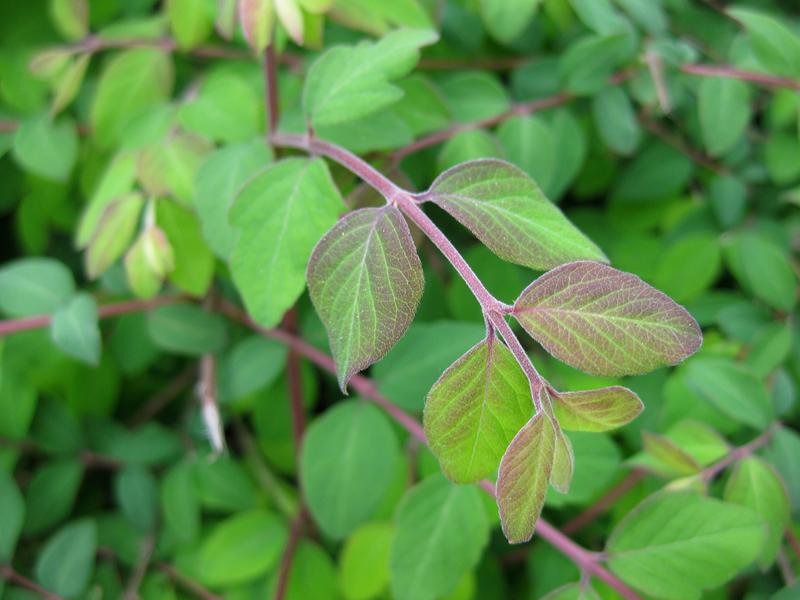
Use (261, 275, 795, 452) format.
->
(638, 112, 724, 173)
(272, 508, 308, 600)
(0, 565, 65, 600)
(563, 469, 648, 535)
(701, 422, 780, 483)
(680, 64, 800, 90)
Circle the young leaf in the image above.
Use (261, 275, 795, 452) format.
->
(230, 158, 344, 328)
(512, 261, 702, 376)
(423, 335, 533, 484)
(49, 0, 88, 40)
(641, 432, 701, 477)
(35, 519, 97, 598)
(607, 492, 766, 600)
(698, 77, 751, 157)
(85, 193, 144, 279)
(552, 386, 643, 432)
(301, 401, 399, 539)
(724, 457, 789, 568)
(138, 133, 210, 204)
(307, 206, 424, 391)
(124, 226, 174, 299)
(542, 391, 574, 494)
(303, 29, 438, 127)
(496, 412, 556, 543)
(51, 53, 90, 115)
(50, 293, 101, 365)
(239, 0, 275, 54)
(0, 258, 75, 317)
(684, 357, 773, 430)
(423, 160, 607, 270)
(390, 475, 488, 600)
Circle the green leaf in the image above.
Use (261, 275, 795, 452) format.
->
(231, 158, 344, 328)
(193, 138, 272, 259)
(0, 469, 25, 561)
(301, 401, 399, 538)
(307, 206, 424, 391)
(685, 356, 773, 430)
(167, 0, 212, 49)
(194, 456, 258, 512)
(497, 115, 555, 191)
(146, 304, 227, 356)
(425, 160, 607, 270)
(139, 133, 209, 204)
(217, 336, 287, 402)
(547, 431, 620, 506)
(50, 293, 101, 365)
(496, 410, 555, 543)
(157, 199, 214, 297)
(35, 519, 97, 598)
(642, 431, 701, 476)
(239, 0, 275, 53)
(125, 226, 175, 299)
(746, 322, 792, 377)
(161, 461, 200, 546)
(764, 133, 800, 184)
(548, 406, 574, 494)
(592, 86, 640, 155)
(12, 114, 78, 182)
(85, 193, 144, 279)
(303, 29, 438, 127)
(612, 141, 693, 202)
(114, 465, 158, 531)
(197, 509, 287, 586)
(339, 522, 394, 600)
(708, 175, 747, 229)
(654, 234, 722, 303)
(268, 540, 339, 600)
(724, 457, 789, 568)
(90, 48, 174, 148)
(390, 475, 488, 600)
(725, 233, 797, 312)
(105, 423, 182, 466)
(480, 0, 542, 43)
(607, 492, 766, 600)
(49, 0, 88, 40)
(424, 335, 532, 483)
(560, 34, 633, 95)
(729, 8, 800, 77)
(51, 53, 90, 114)
(393, 75, 451, 136)
(570, 0, 630, 34)
(698, 77, 751, 157)
(553, 385, 642, 432)
(437, 129, 502, 172)
(513, 261, 702, 376)
(440, 71, 509, 123)
(541, 583, 601, 600)
(0, 258, 75, 317)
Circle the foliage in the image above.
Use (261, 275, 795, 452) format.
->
(0, 1, 799, 600)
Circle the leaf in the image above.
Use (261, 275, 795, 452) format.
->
(339, 523, 394, 600)
(231, 158, 344, 328)
(513, 261, 702, 376)
(85, 193, 144, 279)
(167, 0, 212, 49)
(146, 304, 227, 356)
(560, 33, 633, 95)
(124, 226, 174, 299)
(51, 53, 90, 115)
(217, 336, 287, 401)
(684, 357, 773, 430)
(138, 133, 209, 204)
(496, 411, 555, 543)
(437, 129, 502, 172)
(197, 510, 287, 586)
(114, 465, 158, 531)
(724, 457, 789, 568)
(49, 0, 88, 40)
(764, 133, 800, 184)
(275, 0, 304, 44)
(194, 456, 258, 512)
(642, 431, 701, 476)
(549, 417, 574, 494)
(729, 8, 800, 77)
(393, 75, 451, 136)
(193, 138, 271, 259)
(655, 235, 722, 303)
(424, 335, 532, 483)
(390, 475, 488, 600)
(480, 0, 542, 43)
(303, 29, 438, 127)
(268, 540, 338, 600)
(300, 401, 399, 538)
(90, 48, 174, 148)
(424, 160, 607, 270)
(547, 431, 620, 506)
(157, 200, 214, 297)
(239, 0, 275, 54)
(307, 206, 424, 391)
(592, 86, 640, 155)
(0, 469, 25, 561)
(607, 492, 767, 600)
(50, 293, 101, 365)
(552, 386, 643, 432)
(612, 140, 694, 202)
(35, 519, 97, 598)
(496, 115, 555, 191)
(698, 77, 751, 157)
(0, 258, 75, 317)
(725, 233, 797, 312)
(746, 322, 792, 377)
(439, 71, 509, 123)
(161, 461, 200, 547)
(541, 583, 601, 600)
(12, 113, 77, 181)
(708, 175, 747, 229)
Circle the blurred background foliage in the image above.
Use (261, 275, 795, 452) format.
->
(0, 0, 799, 599)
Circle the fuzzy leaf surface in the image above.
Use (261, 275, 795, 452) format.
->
(513, 261, 702, 376)
(307, 206, 423, 391)
(425, 160, 607, 270)
(423, 335, 532, 483)
(553, 386, 642, 431)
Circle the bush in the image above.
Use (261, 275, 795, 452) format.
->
(0, 1, 798, 599)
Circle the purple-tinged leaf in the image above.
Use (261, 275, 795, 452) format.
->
(642, 432, 702, 477)
(513, 261, 702, 376)
(552, 386, 643, 432)
(423, 159, 607, 270)
(307, 206, 424, 391)
(496, 412, 555, 544)
(239, 0, 274, 54)
(423, 335, 533, 484)
(542, 390, 573, 494)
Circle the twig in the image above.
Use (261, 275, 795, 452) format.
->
(419, 55, 532, 70)
(282, 309, 305, 454)
(701, 422, 780, 483)
(264, 44, 280, 134)
(0, 294, 183, 338)
(646, 50, 671, 113)
(563, 469, 648, 535)
(122, 534, 156, 600)
(785, 528, 800, 562)
(0, 565, 65, 600)
(156, 563, 223, 600)
(638, 111, 724, 173)
(199, 354, 225, 455)
(273, 509, 308, 600)
(129, 363, 197, 427)
(681, 64, 800, 90)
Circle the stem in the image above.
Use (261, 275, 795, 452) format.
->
(638, 111, 724, 173)
(264, 44, 280, 134)
(199, 354, 225, 454)
(122, 534, 156, 600)
(282, 309, 306, 455)
(128, 363, 197, 427)
(563, 469, 648, 534)
(273, 509, 307, 600)
(680, 63, 800, 90)
(701, 422, 780, 483)
(486, 311, 544, 409)
(156, 563, 223, 600)
(0, 565, 65, 600)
